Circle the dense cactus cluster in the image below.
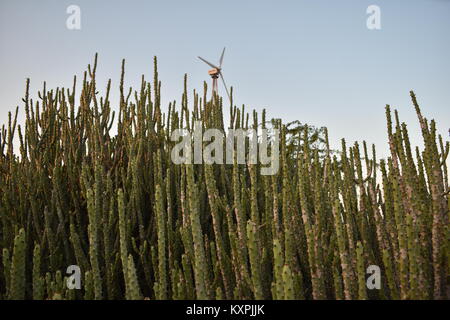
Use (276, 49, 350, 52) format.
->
(0, 55, 448, 300)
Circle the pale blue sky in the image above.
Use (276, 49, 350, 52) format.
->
(1, 0, 449, 159)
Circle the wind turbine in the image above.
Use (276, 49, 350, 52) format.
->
(198, 47, 231, 102)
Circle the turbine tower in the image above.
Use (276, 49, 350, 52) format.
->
(198, 47, 231, 102)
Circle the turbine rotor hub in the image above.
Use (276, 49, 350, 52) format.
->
(208, 68, 220, 77)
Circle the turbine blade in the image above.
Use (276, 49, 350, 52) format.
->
(198, 56, 219, 69)
(219, 47, 226, 68)
(220, 73, 231, 103)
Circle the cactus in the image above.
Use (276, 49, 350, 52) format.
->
(86, 188, 103, 300)
(356, 242, 367, 300)
(126, 254, 143, 300)
(0, 55, 447, 300)
(155, 184, 168, 299)
(247, 220, 264, 299)
(9, 229, 26, 300)
(32, 244, 45, 300)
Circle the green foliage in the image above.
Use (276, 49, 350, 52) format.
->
(0, 55, 448, 300)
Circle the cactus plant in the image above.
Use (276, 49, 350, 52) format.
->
(0, 55, 447, 300)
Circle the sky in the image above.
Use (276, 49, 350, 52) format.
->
(0, 0, 449, 160)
